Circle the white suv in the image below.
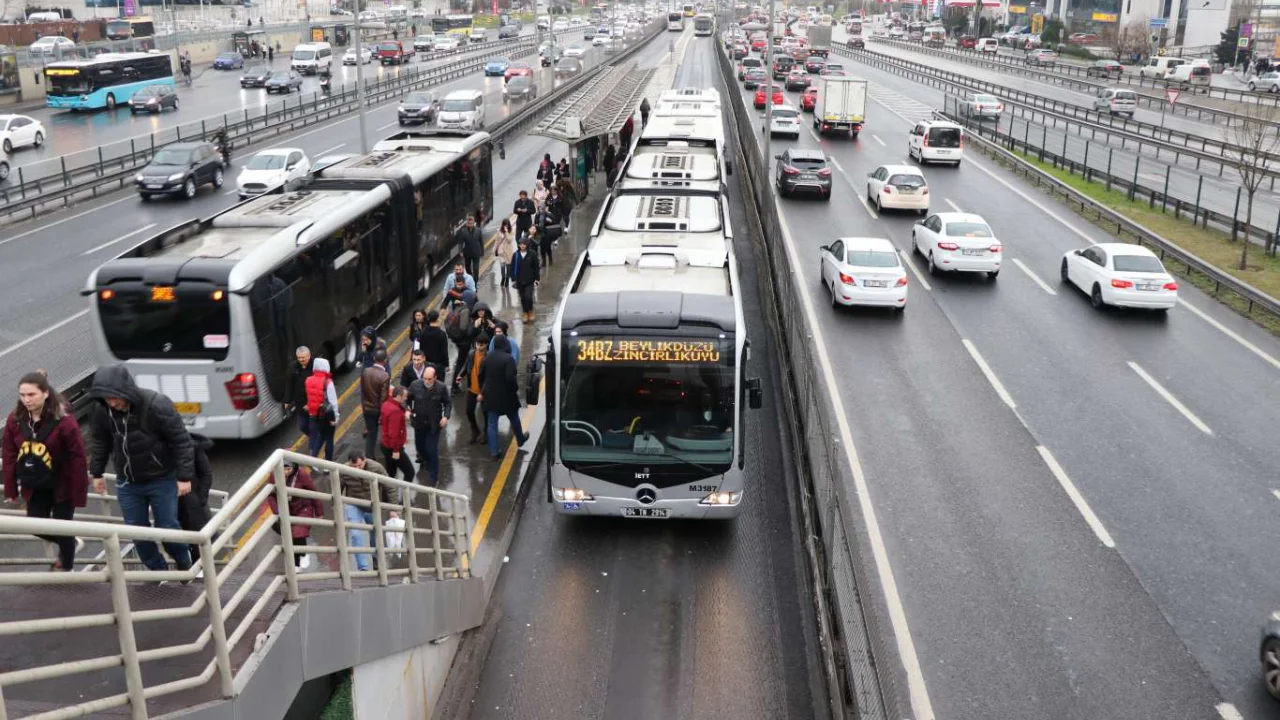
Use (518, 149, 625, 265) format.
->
(769, 103, 802, 139)
(907, 120, 964, 166)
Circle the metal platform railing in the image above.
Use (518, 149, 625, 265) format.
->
(0, 448, 471, 720)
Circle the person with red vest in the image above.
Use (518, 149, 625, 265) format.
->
(379, 386, 415, 482)
(304, 358, 339, 460)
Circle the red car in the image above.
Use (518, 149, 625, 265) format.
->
(1068, 32, 1100, 45)
(751, 37, 766, 51)
(801, 87, 818, 112)
(504, 61, 533, 81)
(754, 83, 785, 109)
(958, 35, 977, 50)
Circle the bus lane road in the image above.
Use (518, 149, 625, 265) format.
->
(0, 32, 653, 401)
(466, 37, 827, 720)
(4, 27, 577, 180)
(727, 48, 1233, 719)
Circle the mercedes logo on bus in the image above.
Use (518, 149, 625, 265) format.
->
(635, 487, 657, 506)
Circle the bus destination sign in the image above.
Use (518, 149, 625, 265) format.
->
(574, 339, 721, 364)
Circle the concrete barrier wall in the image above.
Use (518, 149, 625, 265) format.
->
(352, 635, 460, 719)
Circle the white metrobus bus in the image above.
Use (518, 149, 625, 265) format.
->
(693, 13, 714, 35)
(85, 131, 493, 439)
(546, 93, 761, 520)
(666, 11, 685, 31)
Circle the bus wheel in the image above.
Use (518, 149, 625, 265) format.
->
(342, 327, 359, 370)
(419, 263, 431, 298)
(106, 93, 117, 110)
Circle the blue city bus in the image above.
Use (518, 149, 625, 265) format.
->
(44, 52, 173, 110)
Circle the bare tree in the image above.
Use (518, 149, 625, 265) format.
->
(1224, 102, 1280, 267)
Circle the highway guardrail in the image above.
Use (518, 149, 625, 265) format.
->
(867, 36, 1280, 119)
(716, 27, 905, 720)
(939, 105, 1280, 326)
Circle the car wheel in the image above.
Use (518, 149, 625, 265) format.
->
(1250, 82, 1257, 91)
(911, 233, 919, 255)
(1090, 284, 1105, 309)
(213, 167, 224, 188)
(928, 252, 939, 275)
(33, 131, 43, 148)
(830, 281, 838, 309)
(183, 178, 196, 199)
(1262, 638, 1280, 699)
(988, 269, 999, 280)
(106, 93, 116, 110)
(1060, 258, 1071, 283)
(139, 192, 150, 201)
(172, 98, 178, 110)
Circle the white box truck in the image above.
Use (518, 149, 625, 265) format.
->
(813, 75, 867, 138)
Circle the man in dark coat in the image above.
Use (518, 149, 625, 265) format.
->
(479, 335, 529, 459)
(87, 365, 194, 572)
(513, 190, 536, 241)
(511, 236, 541, 323)
(408, 367, 451, 485)
(283, 345, 314, 436)
(454, 215, 484, 279)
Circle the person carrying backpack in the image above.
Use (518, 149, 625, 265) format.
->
(2, 371, 88, 572)
(444, 297, 472, 383)
(87, 365, 194, 573)
(305, 358, 339, 460)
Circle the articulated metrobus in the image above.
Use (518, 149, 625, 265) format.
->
(45, 53, 173, 110)
(86, 131, 493, 439)
(431, 14, 474, 36)
(683, 3, 696, 16)
(693, 13, 714, 35)
(667, 11, 685, 31)
(547, 95, 761, 520)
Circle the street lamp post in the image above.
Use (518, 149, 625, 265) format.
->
(764, 0, 774, 174)
(354, 1, 368, 153)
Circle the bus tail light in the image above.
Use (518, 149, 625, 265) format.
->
(700, 491, 741, 506)
(225, 373, 260, 411)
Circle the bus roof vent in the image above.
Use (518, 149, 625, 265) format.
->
(352, 151, 400, 169)
(634, 196, 688, 232)
(626, 252, 688, 269)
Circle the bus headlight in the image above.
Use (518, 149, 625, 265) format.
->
(699, 491, 740, 506)
(553, 487, 593, 502)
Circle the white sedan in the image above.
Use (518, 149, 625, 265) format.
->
(819, 236, 908, 311)
(342, 47, 373, 64)
(592, 35, 609, 46)
(911, 212, 1002, 279)
(237, 148, 311, 199)
(433, 35, 461, 51)
(0, 115, 45, 153)
(563, 42, 587, 57)
(1060, 242, 1178, 311)
(552, 19, 569, 32)
(867, 164, 929, 214)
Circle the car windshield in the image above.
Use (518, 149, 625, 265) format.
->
(218, 53, 237, 60)
(405, 92, 433, 103)
(490, 57, 509, 63)
(1112, 255, 1165, 273)
(973, 94, 998, 103)
(245, 66, 267, 75)
(509, 77, 531, 89)
(888, 173, 926, 187)
(293, 49, 315, 60)
(743, 57, 761, 67)
(441, 98, 473, 111)
(946, 222, 993, 237)
(268, 71, 291, 80)
(133, 87, 159, 98)
(379, 42, 400, 51)
(846, 250, 900, 268)
(246, 153, 287, 170)
(774, 108, 798, 118)
(416, 35, 432, 42)
(826, 63, 844, 71)
(151, 149, 194, 165)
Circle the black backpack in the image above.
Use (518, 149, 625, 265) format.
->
(15, 419, 58, 493)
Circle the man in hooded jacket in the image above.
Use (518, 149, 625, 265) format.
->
(87, 364, 195, 572)
(479, 335, 529, 459)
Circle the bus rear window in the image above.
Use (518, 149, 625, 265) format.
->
(98, 286, 231, 360)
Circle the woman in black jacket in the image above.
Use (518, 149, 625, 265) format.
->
(408, 308, 428, 351)
(479, 335, 528, 459)
(510, 237, 541, 323)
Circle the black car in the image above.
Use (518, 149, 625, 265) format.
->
(732, 44, 748, 59)
(240, 65, 272, 88)
(555, 57, 583, 77)
(775, 148, 832, 199)
(804, 57, 826, 74)
(772, 56, 796, 80)
(503, 76, 537, 103)
(846, 37, 865, 50)
(135, 142, 225, 200)
(397, 90, 439, 125)
(743, 68, 767, 89)
(784, 70, 810, 91)
(265, 70, 304, 94)
(1086, 59, 1123, 77)
(129, 85, 178, 114)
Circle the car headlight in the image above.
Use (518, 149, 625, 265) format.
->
(135, 173, 144, 182)
(168, 173, 184, 181)
(553, 487, 593, 502)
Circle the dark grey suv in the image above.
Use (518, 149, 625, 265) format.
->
(775, 148, 832, 200)
(135, 142, 225, 200)
(397, 90, 439, 125)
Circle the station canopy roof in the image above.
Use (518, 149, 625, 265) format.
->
(531, 61, 656, 144)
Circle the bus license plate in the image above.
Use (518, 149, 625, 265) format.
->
(622, 507, 669, 519)
(173, 402, 201, 415)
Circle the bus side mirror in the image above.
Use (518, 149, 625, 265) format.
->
(746, 377, 763, 409)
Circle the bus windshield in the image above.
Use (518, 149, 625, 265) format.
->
(559, 333, 736, 472)
(45, 69, 87, 95)
(98, 285, 231, 361)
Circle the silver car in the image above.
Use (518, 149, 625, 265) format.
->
(962, 92, 1003, 120)
(1092, 87, 1137, 117)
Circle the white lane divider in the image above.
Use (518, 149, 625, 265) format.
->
(1272, 489, 1280, 501)
(829, 158, 878, 219)
(772, 184, 937, 720)
(1176, 298, 1280, 372)
(1037, 445, 1116, 548)
(962, 338, 1017, 410)
(0, 309, 89, 360)
(1011, 258, 1056, 295)
(1216, 703, 1244, 720)
(899, 249, 931, 291)
(1126, 361, 1214, 436)
(315, 143, 347, 157)
(0, 195, 135, 248)
(82, 224, 156, 256)
(872, 133, 886, 146)
(943, 197, 962, 213)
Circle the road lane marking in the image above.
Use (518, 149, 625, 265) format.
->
(316, 143, 347, 156)
(1217, 703, 1244, 720)
(1037, 446, 1116, 548)
(830, 158, 878, 219)
(773, 184, 937, 720)
(82, 224, 156, 255)
(962, 338, 1016, 409)
(470, 376, 545, 555)
(1127, 361, 1213, 436)
(872, 133, 885, 146)
(964, 152, 1100, 245)
(1272, 489, 1280, 501)
(377, 120, 400, 131)
(899, 249, 931, 291)
(943, 198, 962, 213)
(1175, 298, 1280, 372)
(0, 195, 135, 248)
(808, 127, 822, 143)
(0, 309, 89, 360)
(1011, 258, 1056, 295)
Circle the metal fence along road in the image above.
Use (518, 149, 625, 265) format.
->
(0, 450, 473, 720)
(867, 36, 1280, 117)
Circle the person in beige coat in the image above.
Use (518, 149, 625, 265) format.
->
(495, 217, 515, 289)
